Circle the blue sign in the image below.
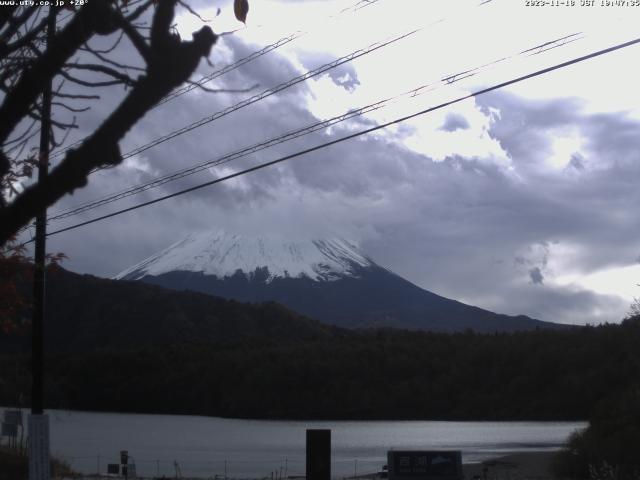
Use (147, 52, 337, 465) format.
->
(387, 451, 462, 480)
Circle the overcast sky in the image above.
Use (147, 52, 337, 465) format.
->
(27, 0, 640, 325)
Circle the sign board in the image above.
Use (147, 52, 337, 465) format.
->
(2, 422, 18, 437)
(4, 409, 23, 425)
(107, 464, 120, 475)
(387, 451, 462, 480)
(28, 414, 51, 480)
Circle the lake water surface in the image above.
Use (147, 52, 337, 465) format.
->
(2, 408, 585, 478)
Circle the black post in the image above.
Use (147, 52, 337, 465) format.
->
(32, 4, 55, 418)
(28, 8, 55, 480)
(306, 429, 331, 480)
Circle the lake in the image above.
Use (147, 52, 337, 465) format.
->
(1, 408, 585, 478)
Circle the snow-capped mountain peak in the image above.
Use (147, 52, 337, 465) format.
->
(114, 230, 559, 333)
(115, 230, 374, 282)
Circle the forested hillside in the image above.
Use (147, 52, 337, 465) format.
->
(2, 318, 638, 420)
(0, 266, 340, 354)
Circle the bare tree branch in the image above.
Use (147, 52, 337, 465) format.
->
(80, 30, 126, 55)
(0, 0, 218, 243)
(0, 7, 18, 33)
(53, 92, 101, 100)
(80, 43, 145, 72)
(0, 6, 38, 47)
(0, 14, 47, 60)
(52, 120, 74, 149)
(59, 69, 129, 88)
(0, 1, 118, 147)
(27, 108, 78, 130)
(51, 102, 91, 113)
(178, 0, 210, 23)
(2, 117, 39, 147)
(125, 0, 155, 23)
(64, 62, 138, 86)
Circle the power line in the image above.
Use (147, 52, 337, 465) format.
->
(48, 104, 388, 220)
(102, 27, 422, 166)
(47, 30, 586, 222)
(48, 30, 306, 160)
(49, 0, 495, 168)
(36, 35, 640, 241)
(157, 32, 301, 106)
(17, 0, 498, 237)
(158, 0, 382, 106)
(48, 0, 383, 160)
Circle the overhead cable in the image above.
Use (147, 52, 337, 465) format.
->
(48, 0, 383, 159)
(34, 35, 640, 241)
(47, 29, 586, 221)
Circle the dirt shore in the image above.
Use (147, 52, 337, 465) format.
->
(463, 451, 557, 479)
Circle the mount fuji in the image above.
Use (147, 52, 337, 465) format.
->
(115, 230, 561, 332)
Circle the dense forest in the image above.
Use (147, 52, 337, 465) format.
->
(0, 267, 341, 355)
(552, 383, 640, 479)
(1, 317, 639, 421)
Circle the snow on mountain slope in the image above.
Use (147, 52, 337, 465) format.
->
(113, 230, 563, 332)
(115, 230, 374, 282)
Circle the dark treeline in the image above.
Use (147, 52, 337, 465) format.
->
(1, 317, 639, 421)
(552, 383, 640, 479)
(0, 266, 340, 355)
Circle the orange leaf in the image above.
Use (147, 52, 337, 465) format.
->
(234, 0, 249, 24)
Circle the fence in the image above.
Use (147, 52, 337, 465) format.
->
(54, 454, 385, 479)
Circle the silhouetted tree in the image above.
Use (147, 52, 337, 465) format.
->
(0, 0, 243, 246)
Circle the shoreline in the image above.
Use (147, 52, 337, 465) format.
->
(1, 405, 588, 422)
(463, 451, 557, 479)
(1, 448, 560, 480)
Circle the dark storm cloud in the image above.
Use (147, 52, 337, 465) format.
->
(440, 113, 470, 132)
(566, 152, 585, 171)
(217, 34, 311, 97)
(501, 284, 625, 326)
(37, 25, 640, 326)
(581, 111, 640, 167)
(529, 267, 544, 285)
(39, 29, 328, 274)
(52, 32, 319, 208)
(351, 91, 640, 323)
(476, 92, 640, 267)
(476, 93, 584, 168)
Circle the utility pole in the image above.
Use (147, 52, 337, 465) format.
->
(29, 6, 56, 480)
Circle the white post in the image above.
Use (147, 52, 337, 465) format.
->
(28, 414, 51, 480)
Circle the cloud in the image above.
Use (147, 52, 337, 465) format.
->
(440, 113, 470, 132)
(529, 267, 544, 285)
(566, 153, 585, 172)
(30, 6, 640, 328)
(498, 283, 627, 326)
(296, 51, 361, 92)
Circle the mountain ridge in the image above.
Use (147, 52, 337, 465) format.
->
(117, 230, 567, 332)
